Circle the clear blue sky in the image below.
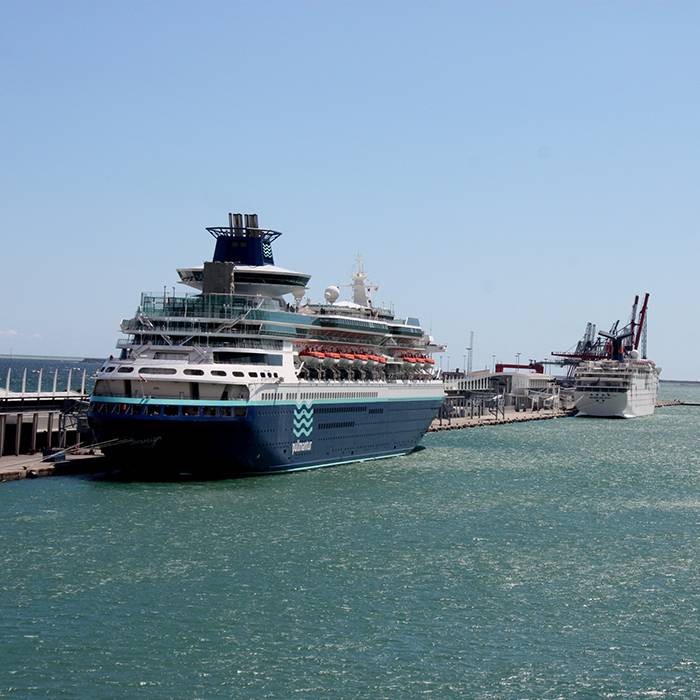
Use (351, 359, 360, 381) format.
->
(1, 1, 698, 379)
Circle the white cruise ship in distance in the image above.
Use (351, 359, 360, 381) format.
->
(88, 211, 445, 475)
(574, 293, 661, 418)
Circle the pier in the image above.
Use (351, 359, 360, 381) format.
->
(0, 367, 89, 459)
(429, 406, 569, 432)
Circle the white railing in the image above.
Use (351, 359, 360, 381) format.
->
(0, 367, 88, 400)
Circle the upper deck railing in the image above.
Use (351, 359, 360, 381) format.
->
(139, 293, 278, 320)
(133, 293, 422, 336)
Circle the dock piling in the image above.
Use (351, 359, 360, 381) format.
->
(0, 415, 5, 458)
(14, 413, 22, 455)
(46, 411, 54, 449)
(30, 413, 38, 453)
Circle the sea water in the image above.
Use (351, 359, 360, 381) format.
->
(1, 380, 699, 698)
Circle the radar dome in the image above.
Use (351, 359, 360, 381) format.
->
(629, 349, 640, 360)
(324, 285, 340, 304)
(292, 287, 305, 302)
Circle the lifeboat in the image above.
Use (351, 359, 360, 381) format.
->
(354, 353, 369, 365)
(402, 356, 418, 364)
(367, 354, 383, 363)
(423, 357, 436, 365)
(300, 348, 326, 359)
(339, 352, 356, 361)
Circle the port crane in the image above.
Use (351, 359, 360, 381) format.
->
(548, 293, 650, 376)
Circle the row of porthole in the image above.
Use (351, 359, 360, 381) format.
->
(90, 403, 248, 418)
(102, 366, 280, 379)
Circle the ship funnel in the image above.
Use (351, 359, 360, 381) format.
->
(245, 213, 259, 229)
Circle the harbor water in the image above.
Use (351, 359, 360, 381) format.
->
(1, 381, 700, 698)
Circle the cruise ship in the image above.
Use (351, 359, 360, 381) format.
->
(88, 212, 445, 475)
(573, 294, 661, 418)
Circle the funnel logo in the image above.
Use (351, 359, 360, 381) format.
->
(262, 242, 274, 261)
(292, 401, 313, 454)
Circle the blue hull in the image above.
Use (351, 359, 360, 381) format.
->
(88, 397, 442, 476)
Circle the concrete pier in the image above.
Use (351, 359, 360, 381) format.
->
(429, 406, 569, 432)
(0, 452, 105, 483)
(0, 366, 89, 458)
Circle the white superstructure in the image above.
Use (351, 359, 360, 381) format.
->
(573, 356, 660, 418)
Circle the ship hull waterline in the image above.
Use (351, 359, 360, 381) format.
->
(89, 397, 443, 476)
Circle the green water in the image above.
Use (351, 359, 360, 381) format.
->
(2, 389, 700, 698)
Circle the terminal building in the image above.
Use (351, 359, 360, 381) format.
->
(442, 364, 564, 416)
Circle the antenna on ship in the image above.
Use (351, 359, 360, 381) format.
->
(351, 254, 379, 307)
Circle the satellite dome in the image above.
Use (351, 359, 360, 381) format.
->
(629, 349, 640, 360)
(324, 285, 340, 304)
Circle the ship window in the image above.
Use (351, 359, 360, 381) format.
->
(140, 367, 177, 375)
(211, 370, 226, 376)
(154, 351, 188, 360)
(232, 371, 244, 377)
(184, 369, 204, 376)
(164, 405, 179, 416)
(183, 406, 199, 416)
(219, 407, 232, 416)
(146, 405, 161, 416)
(105, 366, 115, 373)
(273, 373, 278, 378)
(213, 351, 283, 366)
(249, 372, 258, 377)
(203, 406, 217, 416)
(118, 366, 134, 373)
